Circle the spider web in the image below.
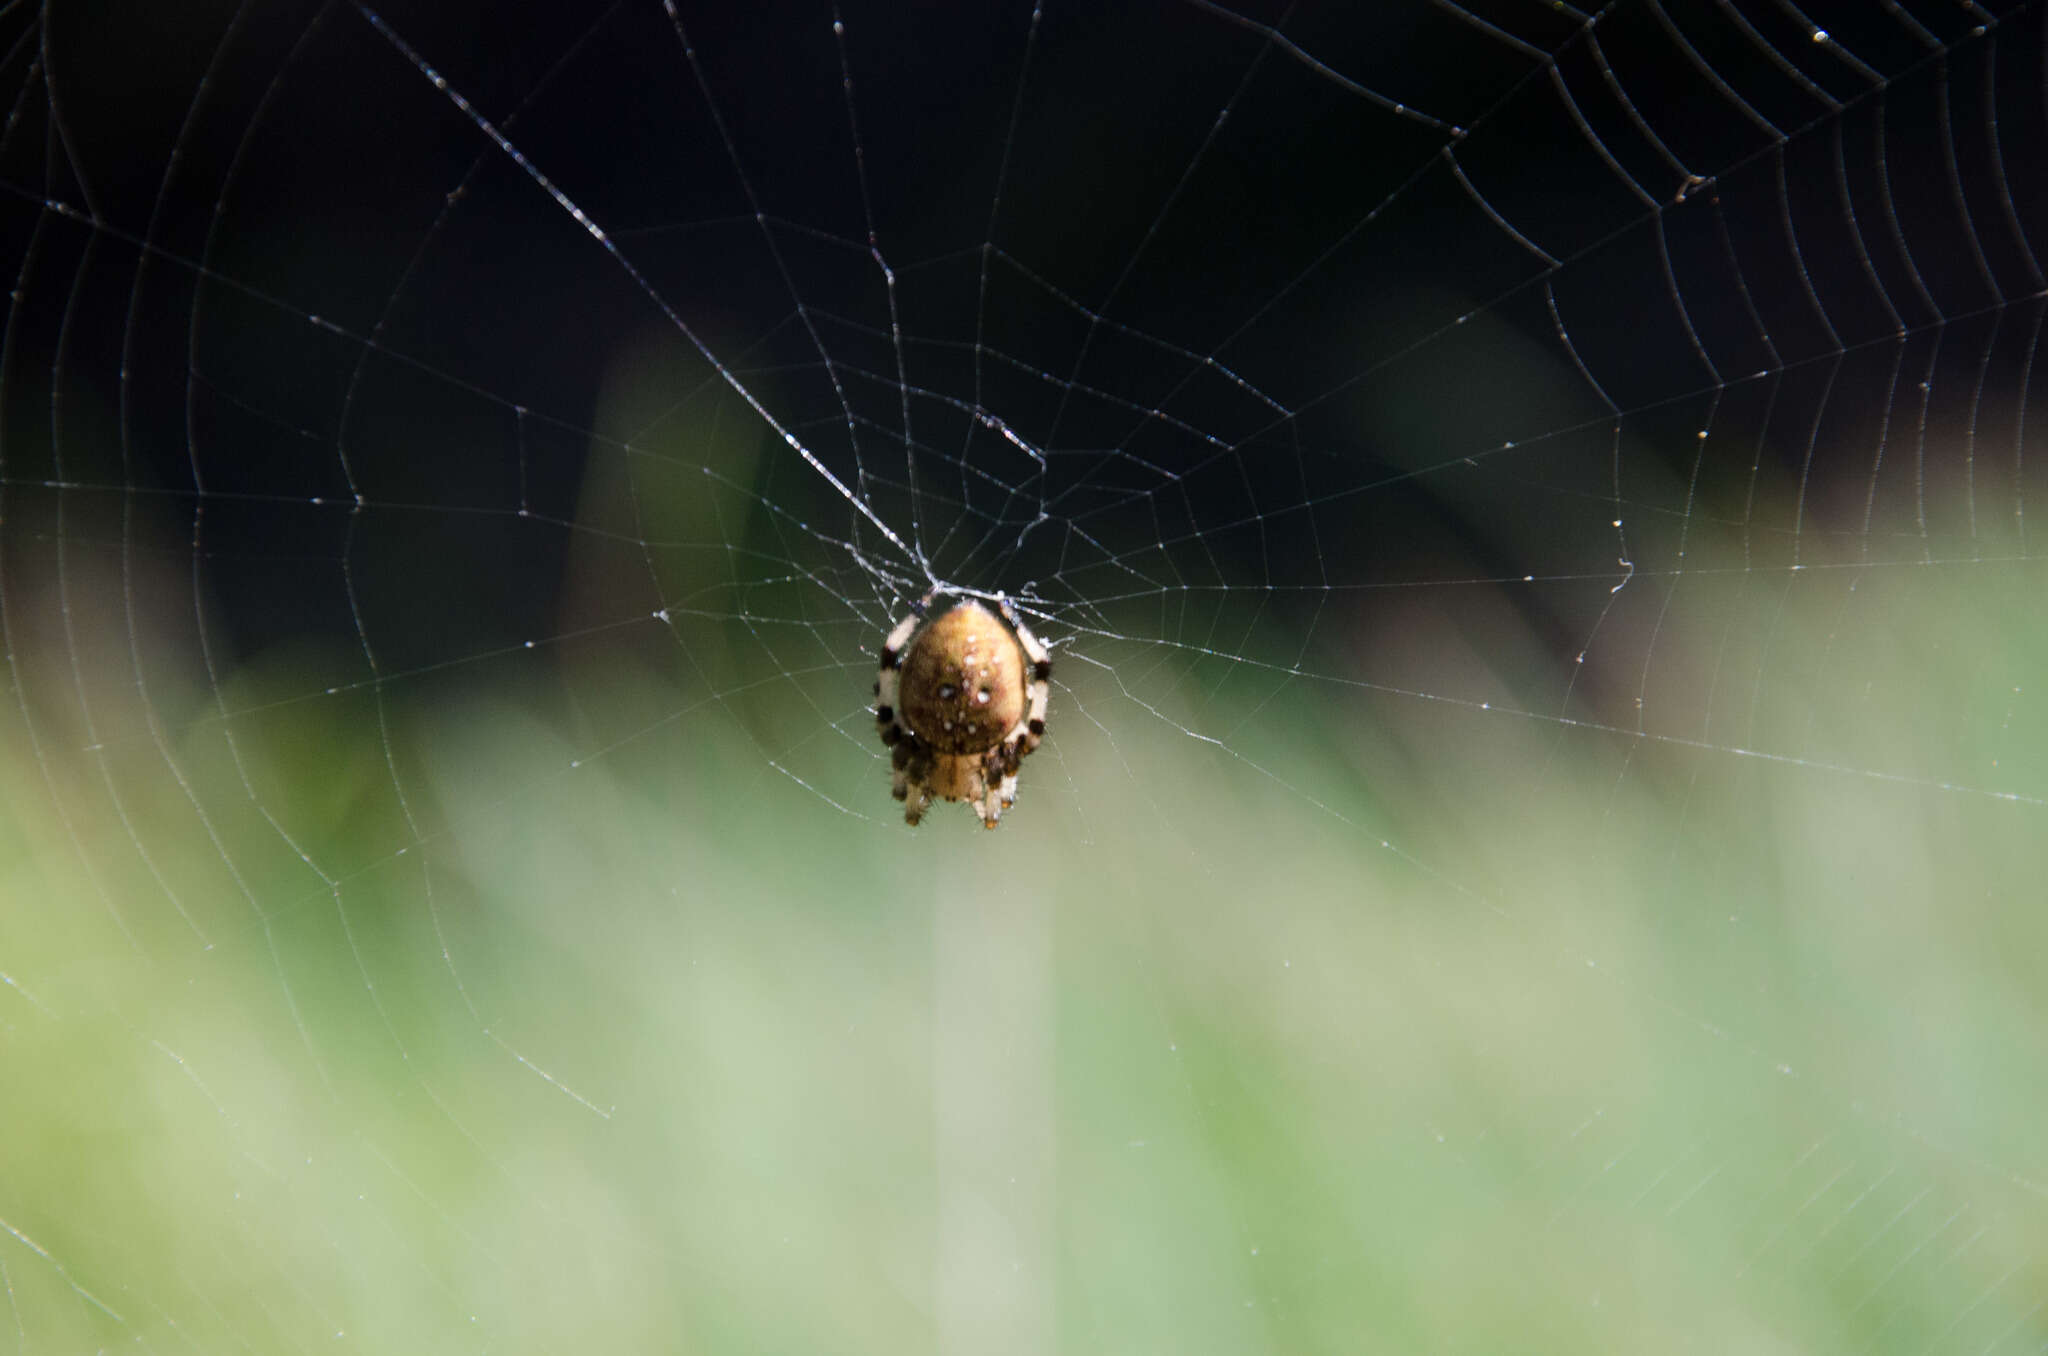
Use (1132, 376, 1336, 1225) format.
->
(1, 0, 2045, 1349)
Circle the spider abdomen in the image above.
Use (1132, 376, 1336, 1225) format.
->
(897, 602, 1026, 756)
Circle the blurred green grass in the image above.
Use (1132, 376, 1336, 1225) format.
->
(1, 538, 2045, 1354)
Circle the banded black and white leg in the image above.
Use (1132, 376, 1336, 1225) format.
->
(998, 595, 1052, 758)
(875, 591, 932, 817)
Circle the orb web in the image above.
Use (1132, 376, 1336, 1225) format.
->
(1, 1, 2044, 1350)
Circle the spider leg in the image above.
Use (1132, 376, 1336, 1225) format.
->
(997, 597, 1049, 662)
(879, 611, 920, 667)
(1021, 679, 1048, 755)
(877, 609, 924, 728)
(970, 754, 1015, 829)
(997, 598, 1052, 756)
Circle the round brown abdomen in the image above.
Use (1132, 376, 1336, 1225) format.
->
(899, 601, 1026, 756)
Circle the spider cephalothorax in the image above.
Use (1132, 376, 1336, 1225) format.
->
(874, 592, 1050, 828)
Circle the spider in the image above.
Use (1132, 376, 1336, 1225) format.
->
(874, 590, 1051, 828)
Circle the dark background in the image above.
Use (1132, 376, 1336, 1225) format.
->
(10, 0, 2042, 692)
